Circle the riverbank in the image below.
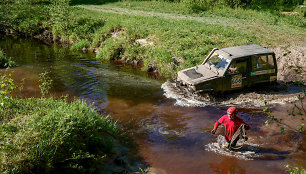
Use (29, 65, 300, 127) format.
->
(0, 71, 145, 173)
(1, 1, 305, 81)
(0, 29, 305, 174)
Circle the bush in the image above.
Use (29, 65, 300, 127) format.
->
(180, 0, 215, 12)
(0, 1, 48, 35)
(0, 50, 16, 68)
(286, 165, 306, 174)
(0, 97, 118, 173)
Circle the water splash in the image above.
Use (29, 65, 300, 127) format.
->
(161, 80, 211, 107)
(161, 80, 303, 107)
(205, 135, 261, 160)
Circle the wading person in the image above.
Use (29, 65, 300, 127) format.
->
(211, 107, 250, 150)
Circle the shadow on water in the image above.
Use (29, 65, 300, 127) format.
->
(233, 145, 290, 160)
(205, 133, 292, 161)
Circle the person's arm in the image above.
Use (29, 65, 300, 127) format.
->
(213, 121, 221, 131)
(238, 117, 250, 130)
(211, 116, 225, 134)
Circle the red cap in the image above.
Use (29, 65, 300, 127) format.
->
(227, 107, 236, 115)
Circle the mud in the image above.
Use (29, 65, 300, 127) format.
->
(162, 80, 305, 107)
(272, 46, 306, 85)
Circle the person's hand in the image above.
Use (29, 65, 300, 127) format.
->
(211, 130, 216, 134)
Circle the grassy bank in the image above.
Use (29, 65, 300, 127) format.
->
(0, 96, 119, 173)
(0, 72, 122, 173)
(0, 0, 305, 77)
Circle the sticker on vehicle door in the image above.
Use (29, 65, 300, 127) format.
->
(231, 74, 242, 88)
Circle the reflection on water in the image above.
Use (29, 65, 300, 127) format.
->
(209, 157, 247, 174)
(0, 36, 164, 107)
(0, 36, 305, 174)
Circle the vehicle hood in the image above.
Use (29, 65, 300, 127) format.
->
(177, 65, 220, 85)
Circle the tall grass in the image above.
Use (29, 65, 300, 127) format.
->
(0, 97, 119, 173)
(0, 74, 119, 173)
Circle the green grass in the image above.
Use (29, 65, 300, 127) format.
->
(100, 1, 189, 14)
(71, 39, 90, 50)
(0, 96, 119, 173)
(71, 6, 304, 76)
(1, 1, 305, 77)
(0, 69, 122, 173)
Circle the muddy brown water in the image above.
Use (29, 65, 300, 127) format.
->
(1, 36, 305, 173)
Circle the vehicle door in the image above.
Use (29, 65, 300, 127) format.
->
(250, 54, 277, 85)
(223, 58, 248, 91)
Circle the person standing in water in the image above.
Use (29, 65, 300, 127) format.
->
(211, 107, 250, 149)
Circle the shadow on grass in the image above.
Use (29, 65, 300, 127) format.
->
(70, 0, 119, 5)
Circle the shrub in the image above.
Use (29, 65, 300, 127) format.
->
(181, 0, 216, 12)
(0, 97, 119, 173)
(0, 50, 16, 68)
(286, 165, 306, 174)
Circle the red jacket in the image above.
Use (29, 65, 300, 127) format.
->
(213, 115, 250, 142)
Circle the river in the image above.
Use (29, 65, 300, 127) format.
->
(0, 36, 305, 174)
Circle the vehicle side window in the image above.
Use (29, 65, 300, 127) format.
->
(267, 55, 275, 66)
(252, 55, 274, 71)
(226, 60, 247, 75)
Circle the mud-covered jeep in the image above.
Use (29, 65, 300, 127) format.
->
(177, 44, 277, 93)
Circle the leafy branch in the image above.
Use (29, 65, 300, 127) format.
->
(39, 71, 53, 98)
(263, 65, 305, 134)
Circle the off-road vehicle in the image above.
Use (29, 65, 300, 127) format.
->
(177, 44, 277, 93)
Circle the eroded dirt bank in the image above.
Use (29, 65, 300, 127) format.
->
(272, 46, 306, 85)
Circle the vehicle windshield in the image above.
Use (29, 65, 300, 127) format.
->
(205, 54, 230, 74)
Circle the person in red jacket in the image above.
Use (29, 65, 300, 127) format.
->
(211, 107, 250, 149)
